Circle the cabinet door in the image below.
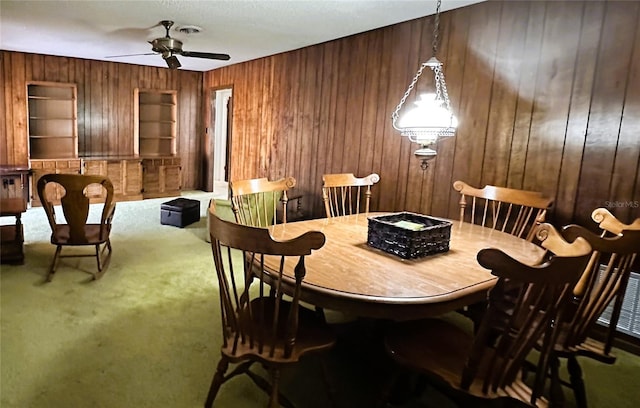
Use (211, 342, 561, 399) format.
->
(161, 165, 181, 193)
(142, 162, 160, 198)
(1, 175, 24, 200)
(82, 160, 107, 199)
(29, 160, 57, 205)
(29, 159, 80, 205)
(141, 158, 181, 198)
(123, 160, 143, 197)
(53, 160, 82, 201)
(105, 160, 124, 196)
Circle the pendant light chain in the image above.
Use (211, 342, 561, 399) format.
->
(391, 62, 430, 125)
(432, 0, 441, 56)
(430, 0, 452, 115)
(391, 0, 441, 127)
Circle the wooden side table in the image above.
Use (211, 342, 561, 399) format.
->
(1, 198, 27, 265)
(0, 165, 31, 204)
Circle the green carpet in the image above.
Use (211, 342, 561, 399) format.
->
(1, 191, 639, 407)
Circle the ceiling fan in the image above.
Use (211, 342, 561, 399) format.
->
(107, 20, 230, 69)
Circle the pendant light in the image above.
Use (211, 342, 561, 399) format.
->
(391, 0, 457, 170)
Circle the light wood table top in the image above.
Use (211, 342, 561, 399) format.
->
(266, 213, 546, 320)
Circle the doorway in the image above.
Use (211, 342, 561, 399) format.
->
(210, 87, 232, 195)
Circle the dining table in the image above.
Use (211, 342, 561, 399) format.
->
(265, 212, 546, 321)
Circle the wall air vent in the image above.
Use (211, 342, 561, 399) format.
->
(598, 270, 640, 339)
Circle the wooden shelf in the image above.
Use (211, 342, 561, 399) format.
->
(134, 88, 177, 157)
(139, 119, 176, 124)
(27, 82, 78, 160)
(29, 116, 76, 120)
(139, 102, 176, 106)
(28, 96, 73, 101)
(29, 135, 76, 139)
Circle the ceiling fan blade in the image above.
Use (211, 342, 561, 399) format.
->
(180, 51, 230, 61)
(105, 52, 157, 58)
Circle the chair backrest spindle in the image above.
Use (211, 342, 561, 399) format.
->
(454, 180, 553, 242)
(209, 206, 325, 360)
(463, 224, 592, 403)
(230, 177, 296, 227)
(553, 214, 640, 353)
(322, 173, 379, 218)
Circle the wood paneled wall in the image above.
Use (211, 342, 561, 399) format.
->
(204, 0, 640, 228)
(0, 52, 203, 189)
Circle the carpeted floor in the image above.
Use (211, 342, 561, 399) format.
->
(1, 191, 639, 407)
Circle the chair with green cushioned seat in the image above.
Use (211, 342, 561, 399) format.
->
(230, 177, 296, 227)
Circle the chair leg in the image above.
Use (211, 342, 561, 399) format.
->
(94, 241, 112, 280)
(549, 354, 565, 407)
(315, 306, 327, 323)
(47, 245, 62, 282)
(320, 355, 339, 408)
(205, 356, 229, 408)
(377, 366, 402, 408)
(268, 367, 281, 408)
(568, 355, 588, 408)
(95, 245, 102, 271)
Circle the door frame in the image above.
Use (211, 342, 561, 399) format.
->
(203, 85, 233, 192)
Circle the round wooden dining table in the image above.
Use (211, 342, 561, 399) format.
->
(265, 213, 546, 321)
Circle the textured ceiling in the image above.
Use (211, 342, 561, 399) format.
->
(0, 0, 482, 72)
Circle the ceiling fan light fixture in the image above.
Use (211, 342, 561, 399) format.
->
(163, 54, 181, 69)
(106, 19, 230, 66)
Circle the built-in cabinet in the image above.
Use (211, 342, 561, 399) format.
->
(29, 159, 82, 206)
(82, 158, 144, 202)
(27, 82, 78, 160)
(142, 157, 181, 199)
(134, 89, 177, 157)
(29, 157, 168, 206)
(25, 83, 182, 206)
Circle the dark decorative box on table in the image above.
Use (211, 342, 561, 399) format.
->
(161, 198, 200, 228)
(367, 212, 452, 259)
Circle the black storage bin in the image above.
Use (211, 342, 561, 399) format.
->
(367, 212, 452, 259)
(161, 198, 200, 228)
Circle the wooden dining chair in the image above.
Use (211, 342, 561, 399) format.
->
(37, 173, 116, 282)
(541, 208, 640, 408)
(322, 173, 380, 218)
(453, 180, 553, 242)
(591, 207, 640, 236)
(380, 223, 592, 408)
(205, 205, 336, 408)
(230, 177, 296, 227)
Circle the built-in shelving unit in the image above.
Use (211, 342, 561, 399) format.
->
(27, 82, 78, 160)
(23, 85, 182, 207)
(134, 89, 177, 157)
